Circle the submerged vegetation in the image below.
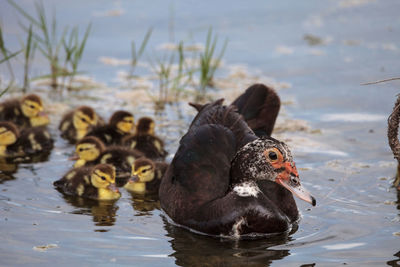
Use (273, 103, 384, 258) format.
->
(1, 1, 228, 109)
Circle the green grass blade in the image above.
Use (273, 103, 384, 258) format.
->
(0, 50, 22, 64)
(7, 0, 41, 27)
(137, 27, 152, 58)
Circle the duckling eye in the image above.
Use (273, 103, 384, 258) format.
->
(79, 148, 84, 152)
(268, 151, 278, 161)
(81, 118, 87, 123)
(142, 169, 147, 174)
(100, 176, 106, 181)
(30, 105, 35, 109)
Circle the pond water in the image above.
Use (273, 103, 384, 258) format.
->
(1, 0, 400, 266)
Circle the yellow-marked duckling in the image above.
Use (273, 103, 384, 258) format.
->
(122, 117, 167, 160)
(53, 164, 121, 200)
(86, 110, 135, 145)
(0, 121, 53, 159)
(124, 158, 168, 194)
(73, 136, 144, 184)
(59, 106, 103, 144)
(0, 94, 49, 128)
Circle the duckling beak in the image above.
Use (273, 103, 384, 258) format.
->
(107, 183, 119, 193)
(276, 176, 316, 206)
(128, 175, 139, 183)
(68, 153, 80, 160)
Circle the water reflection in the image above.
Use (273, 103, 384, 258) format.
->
(0, 158, 18, 179)
(0, 151, 52, 180)
(129, 192, 161, 216)
(162, 216, 294, 266)
(57, 192, 118, 229)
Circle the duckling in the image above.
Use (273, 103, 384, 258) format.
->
(73, 136, 144, 184)
(59, 106, 103, 143)
(85, 110, 134, 145)
(0, 94, 49, 128)
(53, 164, 121, 200)
(0, 121, 53, 159)
(124, 157, 168, 194)
(122, 117, 167, 160)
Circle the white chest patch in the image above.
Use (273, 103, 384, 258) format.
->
(233, 181, 260, 197)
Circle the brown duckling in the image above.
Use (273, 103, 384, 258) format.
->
(59, 106, 103, 144)
(122, 117, 167, 160)
(124, 157, 168, 194)
(0, 94, 49, 128)
(85, 110, 135, 145)
(0, 121, 53, 159)
(54, 164, 121, 200)
(73, 136, 144, 184)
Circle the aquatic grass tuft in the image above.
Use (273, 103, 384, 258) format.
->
(130, 27, 152, 78)
(21, 25, 37, 92)
(8, 0, 91, 91)
(0, 24, 22, 97)
(197, 27, 228, 100)
(62, 24, 91, 89)
(149, 50, 175, 109)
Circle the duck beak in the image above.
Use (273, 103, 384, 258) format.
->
(128, 174, 139, 183)
(275, 162, 316, 206)
(276, 176, 316, 206)
(68, 153, 80, 160)
(107, 183, 119, 193)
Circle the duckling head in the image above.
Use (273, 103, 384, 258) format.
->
(20, 94, 49, 126)
(125, 158, 155, 193)
(0, 122, 19, 156)
(73, 136, 105, 167)
(0, 122, 19, 146)
(136, 117, 155, 135)
(90, 164, 120, 200)
(130, 158, 155, 183)
(231, 136, 316, 206)
(110, 110, 134, 134)
(72, 106, 98, 131)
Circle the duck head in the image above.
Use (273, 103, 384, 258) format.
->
(231, 136, 316, 206)
(110, 110, 135, 134)
(72, 106, 98, 131)
(90, 164, 120, 200)
(136, 117, 155, 135)
(20, 94, 49, 126)
(72, 136, 105, 167)
(0, 122, 19, 155)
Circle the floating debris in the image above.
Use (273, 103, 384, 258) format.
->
(33, 244, 58, 252)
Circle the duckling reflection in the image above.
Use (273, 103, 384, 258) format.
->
(161, 215, 293, 267)
(0, 170, 16, 184)
(0, 157, 18, 177)
(58, 193, 119, 227)
(129, 192, 160, 216)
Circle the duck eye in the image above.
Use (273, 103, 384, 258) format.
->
(268, 151, 278, 161)
(79, 148, 84, 152)
(30, 105, 35, 109)
(100, 176, 106, 181)
(142, 169, 147, 173)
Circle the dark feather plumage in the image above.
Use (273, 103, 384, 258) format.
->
(231, 83, 280, 137)
(159, 86, 306, 236)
